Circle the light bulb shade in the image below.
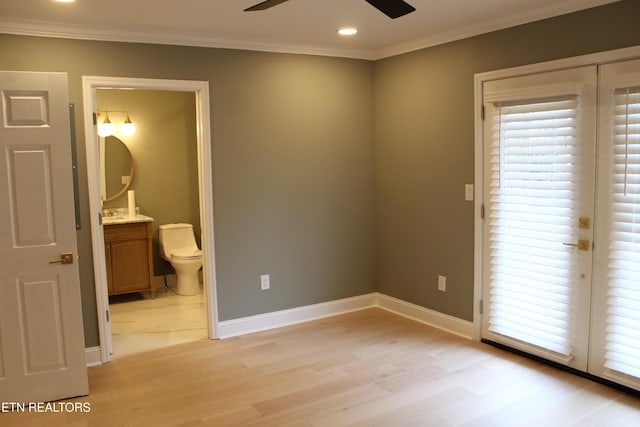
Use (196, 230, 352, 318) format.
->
(119, 114, 136, 136)
(97, 115, 115, 137)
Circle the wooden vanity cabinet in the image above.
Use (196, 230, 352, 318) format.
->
(104, 221, 155, 298)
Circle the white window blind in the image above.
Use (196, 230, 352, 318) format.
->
(487, 95, 581, 359)
(603, 87, 640, 379)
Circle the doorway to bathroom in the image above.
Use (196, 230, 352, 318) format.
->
(83, 77, 218, 363)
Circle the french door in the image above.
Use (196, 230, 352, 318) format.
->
(481, 58, 640, 390)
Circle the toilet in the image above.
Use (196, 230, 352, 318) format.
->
(158, 223, 202, 296)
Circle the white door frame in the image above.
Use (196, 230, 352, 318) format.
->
(473, 45, 640, 340)
(82, 76, 218, 363)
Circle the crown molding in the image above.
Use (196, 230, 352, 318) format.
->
(372, 0, 620, 59)
(0, 18, 375, 60)
(0, 0, 621, 61)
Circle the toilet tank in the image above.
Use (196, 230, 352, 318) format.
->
(158, 223, 198, 260)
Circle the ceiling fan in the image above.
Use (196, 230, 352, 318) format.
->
(244, 0, 416, 19)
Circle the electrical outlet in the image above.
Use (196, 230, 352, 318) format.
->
(260, 274, 270, 290)
(438, 275, 447, 292)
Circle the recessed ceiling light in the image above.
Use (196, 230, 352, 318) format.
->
(338, 28, 358, 36)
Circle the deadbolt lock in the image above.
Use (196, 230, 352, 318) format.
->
(579, 217, 591, 229)
(49, 252, 74, 265)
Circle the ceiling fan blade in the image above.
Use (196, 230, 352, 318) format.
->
(364, 0, 416, 19)
(244, 0, 290, 12)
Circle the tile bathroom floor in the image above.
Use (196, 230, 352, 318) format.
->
(108, 286, 207, 357)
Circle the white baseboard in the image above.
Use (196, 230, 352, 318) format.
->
(374, 293, 475, 339)
(217, 293, 377, 338)
(217, 292, 475, 340)
(84, 346, 102, 367)
(86, 292, 475, 365)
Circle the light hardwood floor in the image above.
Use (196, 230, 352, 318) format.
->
(5, 308, 640, 426)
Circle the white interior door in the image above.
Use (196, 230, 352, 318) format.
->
(590, 58, 640, 391)
(481, 66, 597, 370)
(0, 71, 89, 402)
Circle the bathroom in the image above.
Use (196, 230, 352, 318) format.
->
(97, 88, 206, 356)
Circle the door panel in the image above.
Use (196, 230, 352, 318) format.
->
(7, 147, 56, 246)
(590, 58, 640, 391)
(0, 71, 88, 402)
(482, 66, 597, 370)
(19, 278, 66, 373)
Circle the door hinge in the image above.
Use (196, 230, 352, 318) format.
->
(481, 204, 485, 219)
(481, 105, 486, 121)
(98, 212, 103, 226)
(106, 310, 110, 322)
(479, 299, 484, 314)
(93, 112, 97, 125)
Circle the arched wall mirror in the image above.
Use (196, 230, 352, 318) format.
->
(100, 135, 134, 202)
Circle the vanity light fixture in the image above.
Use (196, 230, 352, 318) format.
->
(119, 113, 136, 136)
(338, 27, 358, 36)
(96, 111, 135, 137)
(53, 0, 76, 3)
(97, 113, 115, 137)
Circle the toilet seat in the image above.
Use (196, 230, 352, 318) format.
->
(171, 248, 202, 260)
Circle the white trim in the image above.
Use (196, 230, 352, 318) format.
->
(0, 0, 619, 61)
(375, 294, 475, 340)
(84, 347, 102, 367)
(217, 294, 377, 339)
(472, 71, 484, 342)
(217, 292, 474, 340)
(602, 71, 640, 90)
(483, 82, 584, 103)
(82, 76, 218, 364)
(473, 44, 640, 346)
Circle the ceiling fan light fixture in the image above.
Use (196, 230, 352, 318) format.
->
(338, 27, 358, 36)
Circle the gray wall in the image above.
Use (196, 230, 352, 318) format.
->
(98, 89, 200, 276)
(1, 0, 639, 348)
(373, 0, 640, 321)
(0, 36, 375, 347)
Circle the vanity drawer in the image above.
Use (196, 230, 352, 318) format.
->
(104, 221, 150, 240)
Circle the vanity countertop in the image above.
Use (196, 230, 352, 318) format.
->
(103, 214, 154, 225)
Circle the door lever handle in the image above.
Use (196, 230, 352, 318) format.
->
(49, 252, 74, 265)
(563, 240, 590, 251)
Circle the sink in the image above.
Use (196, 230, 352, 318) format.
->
(103, 213, 153, 225)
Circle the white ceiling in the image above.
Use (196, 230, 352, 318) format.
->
(0, 0, 619, 60)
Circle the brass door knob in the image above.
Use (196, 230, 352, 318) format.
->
(49, 252, 74, 265)
(563, 240, 590, 251)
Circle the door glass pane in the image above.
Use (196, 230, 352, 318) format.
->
(594, 79, 640, 386)
(486, 95, 581, 360)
